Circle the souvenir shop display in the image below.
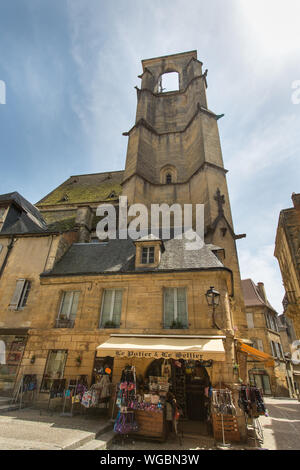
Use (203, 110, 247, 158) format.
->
(238, 385, 267, 418)
(61, 376, 88, 416)
(81, 374, 112, 409)
(211, 389, 239, 444)
(171, 360, 187, 417)
(13, 374, 38, 407)
(211, 389, 236, 416)
(114, 365, 139, 435)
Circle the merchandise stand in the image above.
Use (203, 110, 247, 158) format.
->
(61, 376, 88, 417)
(211, 388, 239, 445)
(12, 374, 38, 410)
(45, 378, 66, 415)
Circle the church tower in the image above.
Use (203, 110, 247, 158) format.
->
(122, 50, 247, 333)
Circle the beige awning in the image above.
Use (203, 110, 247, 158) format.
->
(96, 335, 225, 361)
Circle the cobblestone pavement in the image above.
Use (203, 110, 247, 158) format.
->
(258, 397, 300, 450)
(0, 408, 108, 450)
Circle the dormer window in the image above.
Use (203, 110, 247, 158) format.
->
(166, 173, 172, 184)
(141, 246, 155, 264)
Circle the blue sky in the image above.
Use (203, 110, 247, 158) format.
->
(0, 0, 299, 313)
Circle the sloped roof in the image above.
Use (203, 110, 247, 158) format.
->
(241, 278, 277, 313)
(36, 171, 124, 207)
(43, 238, 225, 277)
(0, 192, 46, 226)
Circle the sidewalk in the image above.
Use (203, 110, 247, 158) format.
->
(0, 408, 112, 450)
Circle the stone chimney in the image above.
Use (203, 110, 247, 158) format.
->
(74, 206, 94, 243)
(291, 193, 300, 209)
(257, 282, 267, 303)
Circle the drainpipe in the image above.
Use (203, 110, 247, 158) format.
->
(0, 236, 14, 279)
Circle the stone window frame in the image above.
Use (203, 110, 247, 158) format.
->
(163, 286, 189, 329)
(160, 165, 177, 184)
(9, 279, 32, 311)
(99, 288, 123, 329)
(55, 290, 80, 328)
(40, 349, 68, 393)
(141, 246, 155, 264)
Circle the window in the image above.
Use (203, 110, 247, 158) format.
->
(158, 71, 179, 93)
(9, 279, 31, 310)
(164, 287, 188, 329)
(141, 246, 155, 264)
(270, 341, 282, 359)
(266, 313, 278, 332)
(166, 173, 172, 184)
(257, 339, 264, 352)
(100, 290, 123, 328)
(40, 350, 68, 392)
(56, 291, 80, 328)
(246, 312, 254, 329)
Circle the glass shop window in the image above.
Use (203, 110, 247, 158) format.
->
(141, 246, 155, 264)
(9, 279, 31, 310)
(40, 350, 68, 392)
(164, 287, 188, 329)
(100, 289, 123, 328)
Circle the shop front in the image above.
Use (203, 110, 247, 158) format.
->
(0, 329, 27, 396)
(97, 334, 227, 441)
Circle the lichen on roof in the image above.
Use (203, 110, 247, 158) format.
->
(36, 171, 124, 206)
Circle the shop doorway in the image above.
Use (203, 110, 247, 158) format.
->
(145, 358, 212, 436)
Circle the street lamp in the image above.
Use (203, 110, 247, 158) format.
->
(205, 286, 221, 330)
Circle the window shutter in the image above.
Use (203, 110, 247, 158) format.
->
(9, 279, 25, 310)
(177, 288, 188, 327)
(164, 288, 174, 328)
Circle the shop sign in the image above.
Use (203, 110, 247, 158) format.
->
(114, 350, 213, 360)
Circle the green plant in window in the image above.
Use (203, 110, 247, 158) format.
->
(170, 320, 184, 329)
(104, 320, 117, 328)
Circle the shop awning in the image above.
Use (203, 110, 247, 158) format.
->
(96, 335, 226, 361)
(237, 341, 274, 367)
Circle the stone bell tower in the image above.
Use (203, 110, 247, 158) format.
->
(122, 50, 247, 334)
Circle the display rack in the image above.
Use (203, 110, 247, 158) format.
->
(61, 376, 88, 417)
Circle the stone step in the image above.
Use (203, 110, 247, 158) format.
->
(63, 420, 114, 450)
(0, 405, 21, 412)
(76, 431, 115, 451)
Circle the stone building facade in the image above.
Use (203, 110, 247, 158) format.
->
(241, 279, 290, 397)
(274, 193, 300, 339)
(0, 51, 277, 441)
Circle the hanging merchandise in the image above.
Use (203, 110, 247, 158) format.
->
(238, 385, 267, 418)
(171, 359, 187, 417)
(161, 359, 172, 379)
(114, 410, 139, 434)
(211, 389, 236, 416)
(81, 374, 112, 409)
(50, 379, 66, 399)
(114, 365, 139, 435)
